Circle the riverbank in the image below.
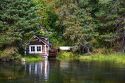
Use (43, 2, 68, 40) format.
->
(22, 55, 44, 63)
(57, 52, 125, 64)
(79, 53, 125, 64)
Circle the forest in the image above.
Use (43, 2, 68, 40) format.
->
(0, 0, 125, 60)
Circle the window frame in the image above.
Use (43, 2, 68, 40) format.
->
(37, 46, 42, 52)
(29, 45, 42, 54)
(31, 46, 35, 52)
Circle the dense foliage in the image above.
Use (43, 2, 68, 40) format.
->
(46, 0, 125, 52)
(0, 0, 41, 58)
(1, 0, 125, 58)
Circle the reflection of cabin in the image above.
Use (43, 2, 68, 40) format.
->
(25, 36, 49, 57)
(25, 60, 49, 80)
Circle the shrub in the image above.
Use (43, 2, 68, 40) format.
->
(57, 52, 76, 60)
(0, 47, 21, 61)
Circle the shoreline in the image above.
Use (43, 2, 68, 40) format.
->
(79, 53, 125, 64)
(57, 52, 125, 65)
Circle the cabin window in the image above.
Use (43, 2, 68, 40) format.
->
(37, 46, 41, 51)
(31, 46, 35, 52)
(29, 45, 42, 53)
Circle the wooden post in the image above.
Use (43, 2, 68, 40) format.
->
(45, 45, 46, 55)
(24, 47, 26, 55)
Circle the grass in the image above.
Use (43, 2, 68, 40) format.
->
(79, 53, 125, 64)
(22, 55, 44, 63)
(57, 52, 125, 64)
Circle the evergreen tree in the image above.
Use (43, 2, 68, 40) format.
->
(0, 0, 40, 55)
(94, 0, 125, 51)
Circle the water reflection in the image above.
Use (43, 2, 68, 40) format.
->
(25, 60, 49, 80)
(1, 60, 125, 83)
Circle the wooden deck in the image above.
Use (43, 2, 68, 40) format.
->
(49, 48, 58, 58)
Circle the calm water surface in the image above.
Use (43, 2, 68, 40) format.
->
(0, 59, 125, 83)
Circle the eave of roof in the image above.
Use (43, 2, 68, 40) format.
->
(25, 35, 49, 46)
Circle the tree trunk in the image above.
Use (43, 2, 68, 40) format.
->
(122, 28, 125, 52)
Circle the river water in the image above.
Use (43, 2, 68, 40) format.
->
(0, 59, 125, 83)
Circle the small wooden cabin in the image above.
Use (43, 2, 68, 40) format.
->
(25, 36, 49, 57)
